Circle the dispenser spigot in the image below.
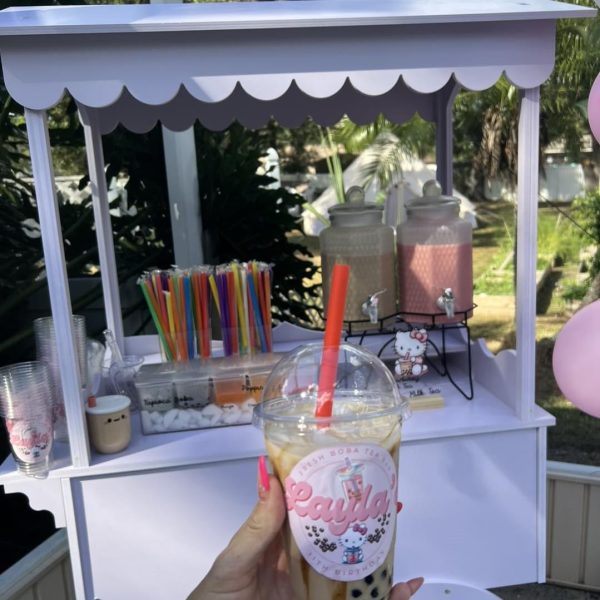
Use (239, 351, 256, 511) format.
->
(361, 289, 387, 324)
(436, 288, 456, 318)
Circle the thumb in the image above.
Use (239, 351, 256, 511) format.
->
(391, 577, 425, 600)
(215, 473, 285, 574)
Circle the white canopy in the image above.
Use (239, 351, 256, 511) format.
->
(0, 0, 594, 132)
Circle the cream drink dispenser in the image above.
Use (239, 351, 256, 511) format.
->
(320, 187, 396, 326)
(397, 180, 473, 324)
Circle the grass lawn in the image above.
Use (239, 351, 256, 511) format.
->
(470, 201, 600, 466)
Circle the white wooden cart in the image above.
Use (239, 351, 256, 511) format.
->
(0, 1, 595, 599)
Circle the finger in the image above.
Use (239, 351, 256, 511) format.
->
(215, 474, 285, 574)
(390, 577, 425, 599)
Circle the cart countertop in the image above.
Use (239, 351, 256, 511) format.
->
(0, 0, 595, 37)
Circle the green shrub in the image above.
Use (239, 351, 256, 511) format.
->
(537, 212, 582, 267)
(560, 279, 588, 303)
(573, 190, 600, 277)
(195, 123, 320, 327)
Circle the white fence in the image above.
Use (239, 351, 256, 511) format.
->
(0, 529, 75, 600)
(547, 461, 600, 591)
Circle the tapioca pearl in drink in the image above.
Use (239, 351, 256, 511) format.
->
(281, 513, 396, 600)
(348, 556, 395, 599)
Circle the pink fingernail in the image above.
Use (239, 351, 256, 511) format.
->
(258, 455, 270, 496)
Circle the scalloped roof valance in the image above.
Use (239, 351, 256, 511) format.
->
(0, 0, 595, 132)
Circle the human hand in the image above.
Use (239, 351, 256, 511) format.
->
(187, 460, 291, 600)
(188, 458, 424, 600)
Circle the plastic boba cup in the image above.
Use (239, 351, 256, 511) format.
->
(254, 342, 409, 600)
(0, 361, 54, 479)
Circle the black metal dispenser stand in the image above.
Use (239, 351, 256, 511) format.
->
(343, 305, 477, 400)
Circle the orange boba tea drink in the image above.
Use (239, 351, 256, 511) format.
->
(254, 342, 409, 600)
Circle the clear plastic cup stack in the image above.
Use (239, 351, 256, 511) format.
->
(33, 315, 87, 442)
(0, 361, 54, 479)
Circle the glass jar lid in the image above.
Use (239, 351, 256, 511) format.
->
(406, 180, 459, 217)
(328, 186, 384, 227)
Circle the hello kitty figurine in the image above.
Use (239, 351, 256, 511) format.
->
(394, 329, 429, 379)
(340, 523, 368, 565)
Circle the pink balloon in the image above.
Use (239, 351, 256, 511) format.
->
(553, 300, 600, 419)
(588, 73, 600, 144)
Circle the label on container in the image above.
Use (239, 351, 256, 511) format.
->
(6, 417, 52, 464)
(285, 444, 397, 582)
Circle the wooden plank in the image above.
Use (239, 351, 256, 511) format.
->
(546, 471, 555, 576)
(0, 530, 68, 600)
(62, 559, 76, 600)
(548, 480, 585, 582)
(13, 590, 35, 600)
(35, 565, 66, 600)
(583, 485, 600, 587)
(537, 427, 548, 582)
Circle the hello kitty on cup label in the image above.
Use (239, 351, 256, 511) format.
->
(394, 329, 429, 380)
(6, 417, 52, 463)
(285, 444, 397, 582)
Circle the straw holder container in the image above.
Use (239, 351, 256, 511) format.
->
(135, 353, 283, 434)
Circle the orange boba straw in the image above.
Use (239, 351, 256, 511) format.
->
(315, 263, 350, 418)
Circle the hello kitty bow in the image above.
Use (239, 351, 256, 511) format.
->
(352, 524, 367, 535)
(410, 329, 427, 343)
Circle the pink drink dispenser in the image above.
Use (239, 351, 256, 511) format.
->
(397, 180, 473, 324)
(320, 186, 396, 327)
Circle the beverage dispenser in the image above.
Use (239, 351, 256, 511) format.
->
(397, 180, 473, 324)
(320, 187, 396, 327)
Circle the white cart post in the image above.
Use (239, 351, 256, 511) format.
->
(25, 108, 90, 469)
(83, 113, 125, 351)
(435, 80, 460, 196)
(516, 87, 542, 422)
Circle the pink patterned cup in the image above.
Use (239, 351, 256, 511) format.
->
(0, 361, 54, 479)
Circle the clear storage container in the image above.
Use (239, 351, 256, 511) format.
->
(397, 180, 473, 324)
(320, 187, 396, 328)
(135, 353, 283, 434)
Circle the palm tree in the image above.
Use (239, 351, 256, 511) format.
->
(453, 2, 600, 194)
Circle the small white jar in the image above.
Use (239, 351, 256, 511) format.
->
(86, 395, 131, 454)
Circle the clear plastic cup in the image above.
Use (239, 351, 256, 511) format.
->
(0, 361, 54, 479)
(109, 355, 144, 411)
(33, 314, 87, 442)
(254, 343, 409, 600)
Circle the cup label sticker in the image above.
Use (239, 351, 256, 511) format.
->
(285, 443, 397, 582)
(6, 418, 52, 464)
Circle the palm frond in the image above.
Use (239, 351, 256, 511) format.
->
(360, 132, 409, 191)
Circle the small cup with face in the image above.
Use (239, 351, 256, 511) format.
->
(86, 395, 132, 454)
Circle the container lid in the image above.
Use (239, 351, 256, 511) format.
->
(328, 186, 384, 227)
(136, 353, 284, 385)
(86, 394, 130, 415)
(406, 179, 459, 215)
(254, 342, 410, 428)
